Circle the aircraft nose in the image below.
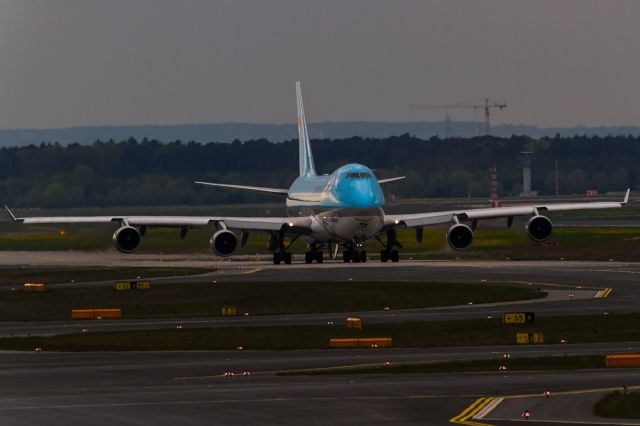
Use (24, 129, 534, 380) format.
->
(337, 180, 383, 207)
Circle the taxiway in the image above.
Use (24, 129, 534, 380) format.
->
(2, 254, 640, 424)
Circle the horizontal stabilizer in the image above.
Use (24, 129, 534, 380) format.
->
(378, 176, 406, 184)
(4, 205, 18, 221)
(195, 181, 289, 195)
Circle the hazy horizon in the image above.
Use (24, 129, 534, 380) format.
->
(1, 1, 639, 129)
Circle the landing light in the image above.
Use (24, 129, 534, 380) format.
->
(394, 220, 399, 224)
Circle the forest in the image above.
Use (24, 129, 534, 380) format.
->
(0, 134, 637, 207)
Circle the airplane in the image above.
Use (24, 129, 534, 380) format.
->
(4, 82, 631, 265)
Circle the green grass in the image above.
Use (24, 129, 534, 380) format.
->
(594, 391, 640, 419)
(2, 221, 639, 261)
(0, 281, 543, 321)
(279, 355, 605, 375)
(2, 314, 640, 351)
(0, 267, 212, 287)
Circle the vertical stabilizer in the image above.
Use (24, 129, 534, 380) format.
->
(296, 82, 316, 177)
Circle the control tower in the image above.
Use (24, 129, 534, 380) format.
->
(518, 151, 538, 197)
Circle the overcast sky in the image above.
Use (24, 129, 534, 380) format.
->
(0, 0, 638, 129)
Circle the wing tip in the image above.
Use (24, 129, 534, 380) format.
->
(624, 188, 630, 204)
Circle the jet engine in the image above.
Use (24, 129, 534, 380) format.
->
(446, 223, 473, 250)
(526, 215, 553, 242)
(210, 230, 238, 257)
(113, 226, 141, 253)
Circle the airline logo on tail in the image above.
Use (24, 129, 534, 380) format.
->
(296, 82, 316, 177)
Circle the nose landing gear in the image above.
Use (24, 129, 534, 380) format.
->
(342, 241, 367, 263)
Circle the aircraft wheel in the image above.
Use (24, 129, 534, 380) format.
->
(360, 251, 367, 263)
(315, 251, 323, 263)
(343, 251, 352, 263)
(273, 252, 281, 265)
(380, 250, 389, 263)
(305, 252, 313, 264)
(284, 252, 292, 264)
(391, 249, 399, 263)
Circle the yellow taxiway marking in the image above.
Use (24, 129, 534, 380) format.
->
(243, 268, 263, 275)
(450, 396, 495, 425)
(493, 280, 601, 291)
(594, 288, 613, 298)
(497, 280, 616, 298)
(502, 384, 640, 399)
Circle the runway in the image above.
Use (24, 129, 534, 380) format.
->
(2, 253, 640, 424)
(2, 346, 640, 425)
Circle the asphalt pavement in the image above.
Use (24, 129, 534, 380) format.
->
(2, 254, 640, 424)
(2, 348, 640, 425)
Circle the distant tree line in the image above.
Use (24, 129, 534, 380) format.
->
(0, 134, 637, 207)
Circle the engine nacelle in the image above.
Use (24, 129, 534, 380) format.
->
(113, 226, 141, 253)
(446, 223, 474, 251)
(526, 215, 553, 242)
(210, 230, 238, 257)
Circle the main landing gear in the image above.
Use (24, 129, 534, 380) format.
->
(380, 249, 399, 263)
(273, 251, 292, 265)
(377, 230, 401, 263)
(270, 231, 296, 265)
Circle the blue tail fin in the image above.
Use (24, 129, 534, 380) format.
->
(296, 82, 316, 177)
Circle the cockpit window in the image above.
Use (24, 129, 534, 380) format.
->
(346, 172, 371, 179)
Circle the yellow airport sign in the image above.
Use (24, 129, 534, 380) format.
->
(114, 280, 151, 291)
(221, 307, 237, 316)
(114, 281, 130, 291)
(132, 280, 150, 290)
(516, 332, 544, 344)
(503, 312, 535, 324)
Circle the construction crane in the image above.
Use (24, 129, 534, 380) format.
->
(410, 98, 507, 136)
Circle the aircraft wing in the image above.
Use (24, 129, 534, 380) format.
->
(384, 189, 630, 228)
(4, 207, 311, 234)
(194, 181, 289, 195)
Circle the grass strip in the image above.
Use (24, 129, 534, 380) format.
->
(0, 281, 542, 321)
(278, 355, 606, 376)
(594, 391, 640, 419)
(0, 267, 212, 287)
(2, 314, 640, 351)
